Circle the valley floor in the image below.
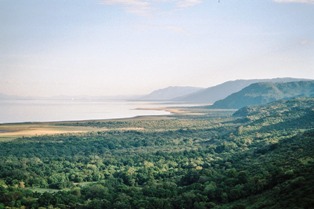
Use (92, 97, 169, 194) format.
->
(0, 98, 313, 209)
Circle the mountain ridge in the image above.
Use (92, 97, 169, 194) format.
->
(173, 77, 311, 103)
(210, 80, 314, 109)
(138, 86, 204, 101)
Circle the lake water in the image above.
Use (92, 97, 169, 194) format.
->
(0, 100, 184, 124)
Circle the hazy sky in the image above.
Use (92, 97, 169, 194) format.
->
(1, 0, 314, 97)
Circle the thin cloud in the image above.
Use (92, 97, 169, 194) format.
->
(139, 23, 186, 34)
(102, 0, 203, 16)
(300, 39, 313, 46)
(176, 0, 202, 8)
(163, 25, 186, 33)
(102, 0, 151, 15)
(273, 0, 314, 4)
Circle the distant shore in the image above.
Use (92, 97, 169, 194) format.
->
(135, 107, 188, 115)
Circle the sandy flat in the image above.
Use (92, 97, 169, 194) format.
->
(135, 107, 204, 115)
(0, 123, 99, 141)
(0, 121, 146, 141)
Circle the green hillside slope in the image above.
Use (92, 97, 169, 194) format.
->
(211, 81, 314, 109)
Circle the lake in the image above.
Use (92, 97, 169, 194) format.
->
(0, 100, 183, 124)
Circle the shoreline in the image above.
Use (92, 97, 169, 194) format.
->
(0, 106, 176, 125)
(134, 106, 209, 115)
(0, 106, 234, 141)
(135, 107, 187, 114)
(0, 107, 185, 141)
(0, 104, 196, 126)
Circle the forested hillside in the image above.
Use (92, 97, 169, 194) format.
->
(211, 81, 314, 109)
(0, 98, 313, 208)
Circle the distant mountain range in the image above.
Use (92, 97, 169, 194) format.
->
(210, 81, 314, 109)
(137, 78, 310, 103)
(2, 78, 312, 106)
(138, 86, 204, 101)
(173, 78, 310, 103)
(0, 93, 32, 100)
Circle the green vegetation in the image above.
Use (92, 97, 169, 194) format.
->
(211, 81, 314, 109)
(0, 98, 313, 208)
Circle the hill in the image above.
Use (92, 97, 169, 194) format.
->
(210, 81, 314, 109)
(173, 78, 310, 103)
(222, 98, 314, 209)
(138, 86, 203, 101)
(233, 97, 314, 130)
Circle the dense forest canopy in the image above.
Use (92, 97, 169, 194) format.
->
(0, 98, 313, 208)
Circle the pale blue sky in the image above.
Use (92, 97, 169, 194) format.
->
(1, 0, 313, 97)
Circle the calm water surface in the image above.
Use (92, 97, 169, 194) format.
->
(0, 100, 178, 124)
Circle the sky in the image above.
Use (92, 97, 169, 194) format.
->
(0, 0, 314, 97)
